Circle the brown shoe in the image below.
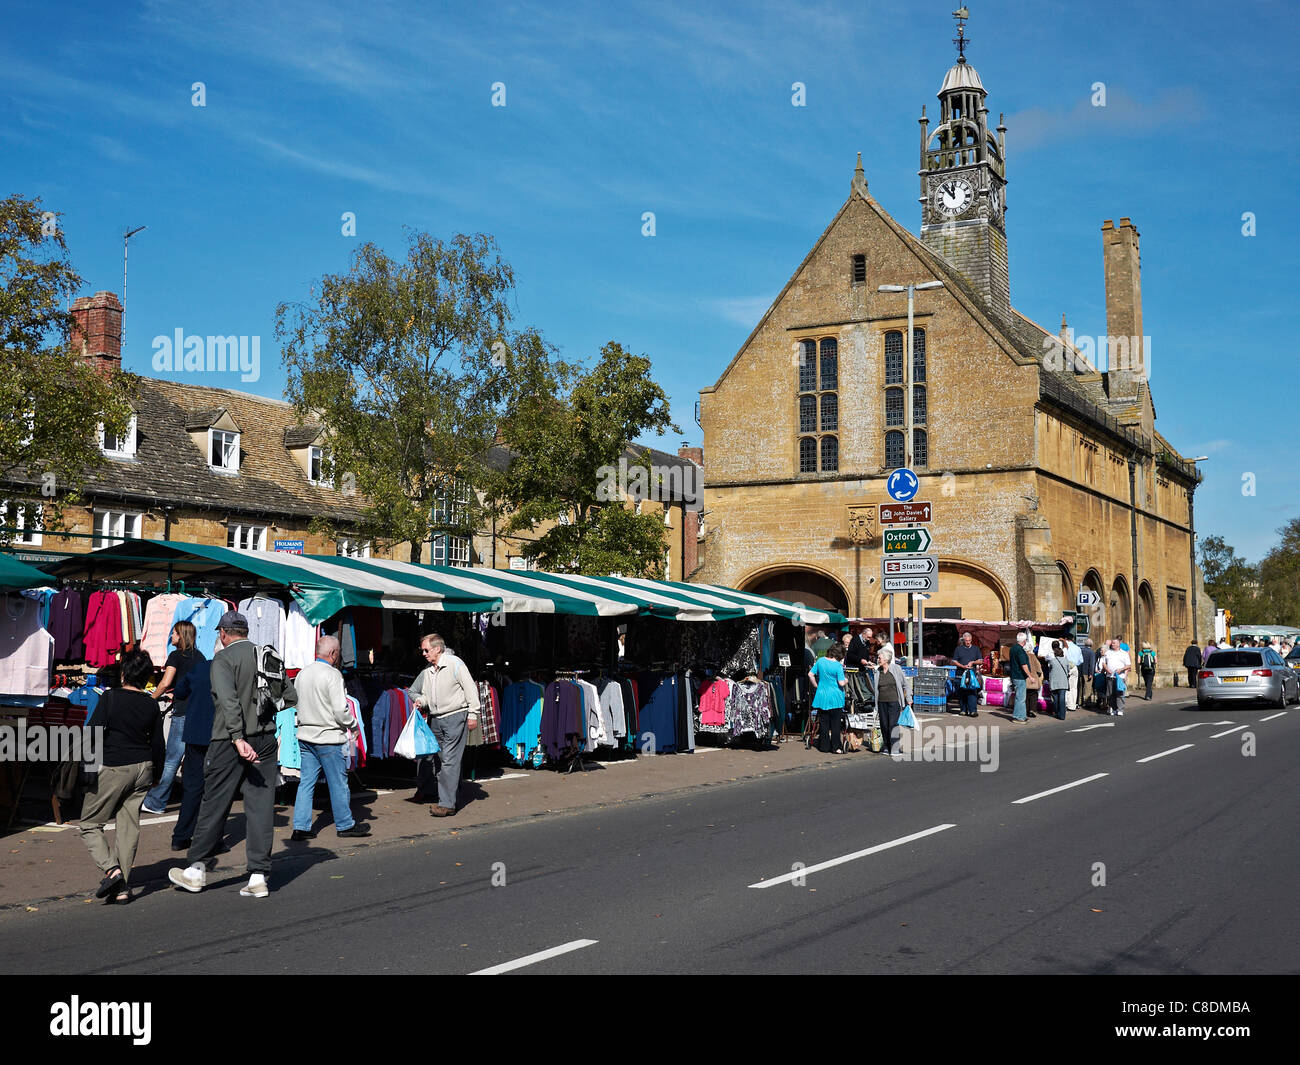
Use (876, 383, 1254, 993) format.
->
(429, 805, 457, 817)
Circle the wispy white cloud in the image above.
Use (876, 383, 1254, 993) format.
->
(699, 294, 775, 327)
(1006, 87, 1203, 151)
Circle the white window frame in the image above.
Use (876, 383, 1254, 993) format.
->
(308, 445, 325, 485)
(227, 523, 267, 551)
(1, 500, 42, 546)
(99, 414, 137, 458)
(94, 509, 142, 549)
(209, 429, 240, 472)
(336, 537, 370, 559)
(432, 534, 471, 567)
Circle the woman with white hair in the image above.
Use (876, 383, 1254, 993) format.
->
(874, 646, 912, 755)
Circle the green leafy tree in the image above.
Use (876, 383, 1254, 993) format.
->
(1199, 533, 1258, 624)
(277, 231, 515, 563)
(1255, 518, 1300, 626)
(495, 340, 679, 575)
(0, 194, 133, 542)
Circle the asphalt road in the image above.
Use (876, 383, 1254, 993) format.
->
(2, 697, 1295, 974)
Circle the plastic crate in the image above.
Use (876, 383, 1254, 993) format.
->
(913, 693, 948, 706)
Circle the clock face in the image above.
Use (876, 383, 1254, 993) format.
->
(934, 178, 974, 216)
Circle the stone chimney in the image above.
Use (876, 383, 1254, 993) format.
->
(70, 291, 123, 377)
(1101, 219, 1144, 398)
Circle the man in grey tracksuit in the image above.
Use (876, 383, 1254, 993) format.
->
(169, 611, 288, 898)
(409, 633, 480, 817)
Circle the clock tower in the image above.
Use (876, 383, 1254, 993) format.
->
(918, 10, 1009, 316)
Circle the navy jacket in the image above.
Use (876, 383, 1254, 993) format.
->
(179, 659, 216, 745)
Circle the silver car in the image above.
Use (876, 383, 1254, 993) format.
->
(1197, 648, 1299, 709)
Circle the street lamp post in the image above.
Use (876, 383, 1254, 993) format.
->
(1188, 456, 1208, 646)
(878, 280, 944, 664)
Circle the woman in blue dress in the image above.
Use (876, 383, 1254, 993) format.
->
(809, 643, 848, 753)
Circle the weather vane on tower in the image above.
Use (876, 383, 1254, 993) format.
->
(952, 6, 970, 62)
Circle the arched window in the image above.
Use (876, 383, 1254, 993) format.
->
(885, 430, 905, 469)
(912, 328, 926, 382)
(913, 428, 928, 468)
(819, 338, 838, 391)
(799, 395, 816, 432)
(799, 436, 817, 473)
(885, 387, 904, 427)
(820, 394, 837, 431)
(885, 331, 903, 384)
(913, 385, 927, 425)
(820, 436, 838, 472)
(798, 340, 817, 392)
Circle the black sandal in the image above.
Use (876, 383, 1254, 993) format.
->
(96, 870, 125, 899)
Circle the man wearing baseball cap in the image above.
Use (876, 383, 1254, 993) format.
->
(169, 610, 281, 898)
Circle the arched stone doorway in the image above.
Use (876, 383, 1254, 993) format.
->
(1137, 581, 1157, 648)
(1056, 561, 1074, 619)
(1109, 575, 1132, 644)
(744, 567, 849, 616)
(1081, 569, 1105, 636)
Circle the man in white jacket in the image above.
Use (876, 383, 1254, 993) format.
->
(290, 636, 370, 840)
(409, 633, 480, 817)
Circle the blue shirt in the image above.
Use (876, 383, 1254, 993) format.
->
(811, 658, 846, 709)
(178, 659, 215, 745)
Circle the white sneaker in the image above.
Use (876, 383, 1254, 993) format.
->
(1117, 709, 1124, 716)
(240, 874, 269, 898)
(168, 864, 205, 893)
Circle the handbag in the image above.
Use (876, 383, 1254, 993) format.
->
(393, 711, 441, 759)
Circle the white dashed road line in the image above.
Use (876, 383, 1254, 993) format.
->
(470, 938, 598, 975)
(748, 823, 956, 889)
(1136, 744, 1194, 763)
(1260, 712, 1288, 722)
(1210, 725, 1249, 739)
(1011, 773, 1109, 805)
(1168, 721, 1232, 732)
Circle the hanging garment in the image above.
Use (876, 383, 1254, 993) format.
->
(139, 592, 187, 667)
(169, 597, 225, 659)
(636, 672, 680, 754)
(48, 589, 85, 662)
(476, 681, 501, 747)
(541, 680, 583, 761)
(500, 680, 545, 766)
(82, 590, 124, 668)
(344, 695, 366, 769)
(0, 594, 55, 696)
(595, 676, 627, 738)
(238, 596, 287, 655)
(276, 706, 301, 771)
(726, 680, 773, 739)
(283, 601, 317, 671)
(697, 678, 731, 728)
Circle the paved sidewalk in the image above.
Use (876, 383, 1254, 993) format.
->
(0, 689, 1190, 910)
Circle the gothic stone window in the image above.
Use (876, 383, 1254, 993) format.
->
(796, 336, 839, 473)
(882, 328, 928, 469)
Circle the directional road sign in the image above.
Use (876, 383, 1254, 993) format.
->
(883, 528, 933, 554)
(883, 554, 937, 576)
(1074, 615, 1091, 637)
(882, 573, 937, 594)
(878, 501, 932, 525)
(886, 467, 919, 502)
(1076, 589, 1101, 608)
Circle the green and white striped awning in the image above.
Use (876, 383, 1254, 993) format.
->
(44, 541, 844, 626)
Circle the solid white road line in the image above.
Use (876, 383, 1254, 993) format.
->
(748, 823, 956, 889)
(1210, 725, 1249, 739)
(470, 939, 598, 975)
(1136, 744, 1194, 763)
(107, 814, 179, 832)
(1011, 773, 1109, 805)
(1260, 711, 1288, 722)
(480, 773, 529, 781)
(1068, 723, 1115, 732)
(1168, 721, 1232, 732)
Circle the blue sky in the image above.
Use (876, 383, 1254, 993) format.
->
(5, 0, 1296, 562)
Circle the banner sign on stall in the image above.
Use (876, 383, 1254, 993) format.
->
(274, 539, 304, 554)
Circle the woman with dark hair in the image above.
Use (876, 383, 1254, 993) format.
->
(142, 621, 203, 815)
(809, 643, 848, 753)
(78, 650, 164, 904)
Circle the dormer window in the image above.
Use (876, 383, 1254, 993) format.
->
(308, 445, 324, 484)
(100, 414, 137, 458)
(210, 429, 240, 472)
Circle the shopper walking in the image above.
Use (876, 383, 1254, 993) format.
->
(1182, 640, 1203, 691)
(1138, 642, 1157, 699)
(169, 611, 286, 898)
(1009, 632, 1031, 722)
(78, 650, 164, 905)
(1078, 638, 1096, 709)
(170, 654, 214, 852)
(1103, 638, 1132, 717)
(1025, 637, 1043, 718)
(809, 643, 847, 753)
(1061, 633, 1083, 711)
(1045, 641, 1070, 720)
(951, 631, 982, 717)
(875, 647, 912, 754)
(291, 636, 369, 840)
(409, 634, 480, 817)
(141, 621, 203, 815)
